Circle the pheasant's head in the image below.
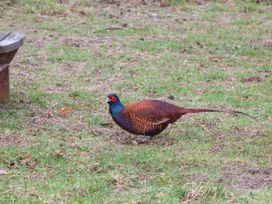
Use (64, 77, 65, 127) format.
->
(107, 94, 124, 115)
(106, 93, 120, 104)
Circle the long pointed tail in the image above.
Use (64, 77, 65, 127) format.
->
(180, 108, 256, 120)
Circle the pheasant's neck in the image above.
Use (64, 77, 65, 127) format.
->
(110, 102, 124, 116)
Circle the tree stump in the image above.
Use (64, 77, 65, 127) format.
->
(0, 32, 24, 103)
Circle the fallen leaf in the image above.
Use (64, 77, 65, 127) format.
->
(19, 154, 37, 169)
(28, 189, 40, 197)
(182, 191, 200, 203)
(53, 149, 64, 158)
(58, 106, 73, 115)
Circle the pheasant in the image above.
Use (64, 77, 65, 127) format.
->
(106, 94, 254, 138)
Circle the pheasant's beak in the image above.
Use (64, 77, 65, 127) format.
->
(106, 97, 111, 103)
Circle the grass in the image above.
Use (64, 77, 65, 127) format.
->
(0, 0, 272, 203)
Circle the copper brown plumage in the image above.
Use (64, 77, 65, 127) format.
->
(106, 94, 254, 138)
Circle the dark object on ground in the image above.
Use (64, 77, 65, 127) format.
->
(106, 94, 255, 138)
(0, 32, 24, 103)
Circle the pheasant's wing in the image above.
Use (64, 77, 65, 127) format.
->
(123, 100, 180, 124)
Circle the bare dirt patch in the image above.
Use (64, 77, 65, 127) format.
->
(61, 36, 123, 48)
(262, 39, 272, 47)
(219, 161, 272, 190)
(230, 126, 262, 138)
(26, 31, 56, 49)
(0, 133, 29, 148)
(241, 76, 263, 83)
(190, 173, 209, 182)
(209, 144, 224, 154)
(28, 108, 91, 134)
(104, 128, 177, 146)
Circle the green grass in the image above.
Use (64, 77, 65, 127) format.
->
(0, 0, 272, 203)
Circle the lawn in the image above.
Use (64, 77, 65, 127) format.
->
(0, 0, 272, 203)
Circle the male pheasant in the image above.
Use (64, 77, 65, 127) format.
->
(106, 94, 254, 138)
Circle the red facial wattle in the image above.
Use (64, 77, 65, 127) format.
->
(109, 96, 116, 103)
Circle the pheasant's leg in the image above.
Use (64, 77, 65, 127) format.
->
(144, 135, 152, 140)
(143, 130, 151, 140)
(137, 134, 151, 143)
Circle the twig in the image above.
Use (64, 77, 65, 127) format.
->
(89, 36, 127, 46)
(63, 19, 86, 30)
(93, 26, 124, 33)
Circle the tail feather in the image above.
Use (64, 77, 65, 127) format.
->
(180, 108, 256, 120)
